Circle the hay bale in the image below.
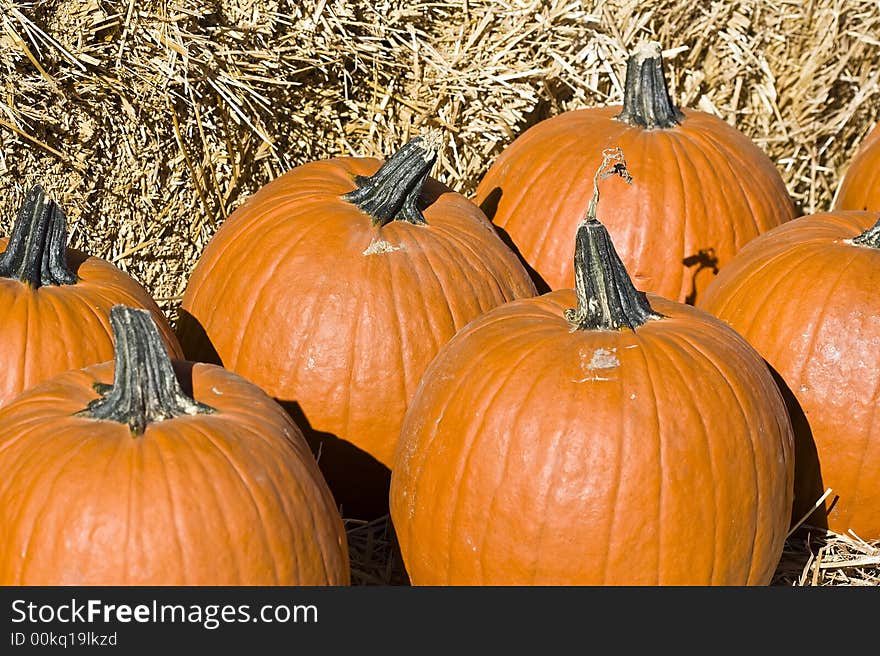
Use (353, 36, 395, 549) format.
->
(3, 0, 879, 310)
(1, 0, 879, 585)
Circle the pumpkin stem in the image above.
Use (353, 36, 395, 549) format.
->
(0, 185, 77, 288)
(564, 148, 663, 331)
(342, 130, 442, 227)
(614, 41, 685, 130)
(851, 216, 880, 248)
(78, 305, 215, 435)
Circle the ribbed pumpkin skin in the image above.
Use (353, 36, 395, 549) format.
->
(834, 124, 880, 211)
(390, 293, 794, 585)
(0, 244, 181, 407)
(0, 360, 350, 586)
(698, 211, 880, 539)
(474, 108, 797, 302)
(179, 157, 537, 469)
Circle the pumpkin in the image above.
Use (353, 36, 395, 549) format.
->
(0, 305, 349, 585)
(698, 210, 880, 540)
(0, 185, 181, 407)
(177, 132, 537, 519)
(834, 123, 880, 211)
(390, 149, 794, 585)
(474, 41, 797, 304)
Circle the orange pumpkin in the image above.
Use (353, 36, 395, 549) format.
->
(178, 132, 537, 519)
(474, 41, 796, 304)
(391, 150, 794, 585)
(0, 305, 349, 585)
(698, 210, 880, 540)
(0, 185, 181, 407)
(834, 123, 880, 211)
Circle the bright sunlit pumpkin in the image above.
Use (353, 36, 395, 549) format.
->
(0, 305, 350, 585)
(699, 210, 880, 540)
(475, 41, 796, 304)
(392, 149, 794, 585)
(177, 132, 537, 519)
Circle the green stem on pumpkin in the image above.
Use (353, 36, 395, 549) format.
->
(78, 305, 215, 435)
(342, 130, 442, 227)
(851, 216, 880, 248)
(0, 185, 77, 288)
(614, 41, 685, 130)
(564, 148, 664, 331)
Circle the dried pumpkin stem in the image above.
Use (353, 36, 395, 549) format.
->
(851, 216, 880, 248)
(343, 130, 442, 227)
(614, 41, 684, 130)
(79, 305, 214, 435)
(564, 148, 662, 331)
(0, 185, 77, 288)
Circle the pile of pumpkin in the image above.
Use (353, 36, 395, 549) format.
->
(0, 42, 877, 586)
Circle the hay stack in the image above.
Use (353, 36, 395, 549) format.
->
(1, 0, 879, 585)
(2, 0, 879, 310)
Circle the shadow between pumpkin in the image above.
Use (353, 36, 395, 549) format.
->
(478, 186, 552, 295)
(174, 308, 392, 523)
(765, 361, 830, 533)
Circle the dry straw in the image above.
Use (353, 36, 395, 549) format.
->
(0, 0, 878, 585)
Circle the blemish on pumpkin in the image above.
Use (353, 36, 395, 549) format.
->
(363, 239, 404, 256)
(573, 347, 619, 382)
(211, 387, 223, 395)
(587, 347, 619, 370)
(820, 343, 841, 363)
